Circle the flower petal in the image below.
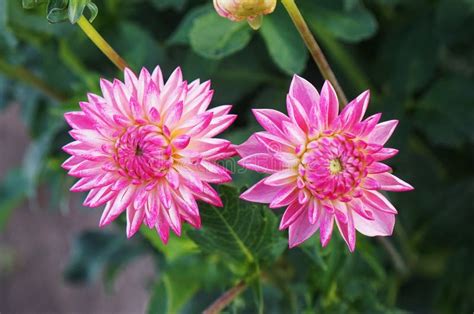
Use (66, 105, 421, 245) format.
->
(240, 178, 280, 203)
(288, 208, 320, 248)
(370, 173, 414, 192)
(367, 120, 398, 145)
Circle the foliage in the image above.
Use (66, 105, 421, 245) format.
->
(1, 0, 473, 312)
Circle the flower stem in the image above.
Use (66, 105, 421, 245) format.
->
(203, 281, 248, 314)
(281, 0, 348, 106)
(76, 15, 129, 71)
(377, 237, 409, 277)
(0, 58, 68, 102)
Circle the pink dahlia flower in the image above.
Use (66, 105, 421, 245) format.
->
(237, 76, 413, 251)
(63, 66, 237, 242)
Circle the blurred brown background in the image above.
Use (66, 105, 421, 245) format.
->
(0, 105, 153, 314)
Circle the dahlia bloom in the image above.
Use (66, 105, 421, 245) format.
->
(63, 66, 236, 242)
(237, 76, 413, 251)
(213, 0, 277, 30)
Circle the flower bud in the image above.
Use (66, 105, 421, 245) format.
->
(213, 0, 277, 30)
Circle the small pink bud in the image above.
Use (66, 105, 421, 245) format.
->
(213, 0, 277, 30)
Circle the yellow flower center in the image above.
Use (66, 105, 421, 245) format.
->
(329, 158, 343, 175)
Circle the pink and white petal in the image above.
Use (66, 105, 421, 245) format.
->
(367, 162, 392, 174)
(319, 80, 339, 127)
(289, 75, 320, 116)
(288, 208, 321, 248)
(370, 173, 414, 192)
(143, 80, 161, 116)
(64, 112, 95, 130)
(163, 101, 184, 129)
(137, 68, 152, 106)
(155, 208, 170, 244)
(151, 65, 164, 90)
(124, 68, 139, 94)
(308, 198, 322, 224)
(282, 121, 306, 145)
(252, 109, 291, 138)
(99, 186, 136, 227)
(174, 112, 213, 136)
(255, 132, 294, 153)
(338, 90, 370, 130)
(334, 203, 356, 252)
(372, 148, 399, 161)
(126, 206, 145, 238)
(167, 201, 182, 236)
(192, 182, 223, 207)
(356, 113, 381, 137)
(280, 201, 306, 230)
(319, 207, 335, 247)
(264, 169, 298, 186)
(240, 178, 281, 203)
(112, 79, 133, 118)
(347, 197, 374, 221)
(287, 94, 310, 132)
(362, 190, 398, 214)
(367, 120, 398, 145)
(200, 114, 237, 138)
(270, 185, 298, 209)
(187, 138, 230, 158)
(353, 209, 395, 237)
(238, 153, 285, 174)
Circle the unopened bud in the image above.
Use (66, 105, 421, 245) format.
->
(213, 0, 277, 30)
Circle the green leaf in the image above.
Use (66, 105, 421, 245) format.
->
(147, 255, 205, 314)
(68, 0, 88, 23)
(260, 5, 308, 75)
(46, 0, 68, 23)
(375, 16, 438, 95)
(415, 77, 474, 147)
(22, 118, 63, 197)
(304, 0, 378, 43)
(115, 22, 167, 71)
(190, 12, 253, 60)
(188, 186, 286, 267)
(22, 0, 48, 9)
(44, 0, 97, 23)
(140, 226, 198, 262)
(167, 4, 213, 45)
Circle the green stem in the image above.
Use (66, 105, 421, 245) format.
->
(377, 237, 409, 277)
(0, 58, 68, 102)
(77, 15, 129, 71)
(281, 0, 348, 106)
(203, 281, 248, 314)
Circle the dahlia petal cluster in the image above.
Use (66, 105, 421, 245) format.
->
(214, 0, 277, 29)
(237, 76, 413, 251)
(63, 66, 236, 242)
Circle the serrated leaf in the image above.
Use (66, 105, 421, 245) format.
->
(260, 5, 308, 75)
(190, 12, 253, 59)
(188, 186, 286, 267)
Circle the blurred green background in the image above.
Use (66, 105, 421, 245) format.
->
(1, 0, 473, 313)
